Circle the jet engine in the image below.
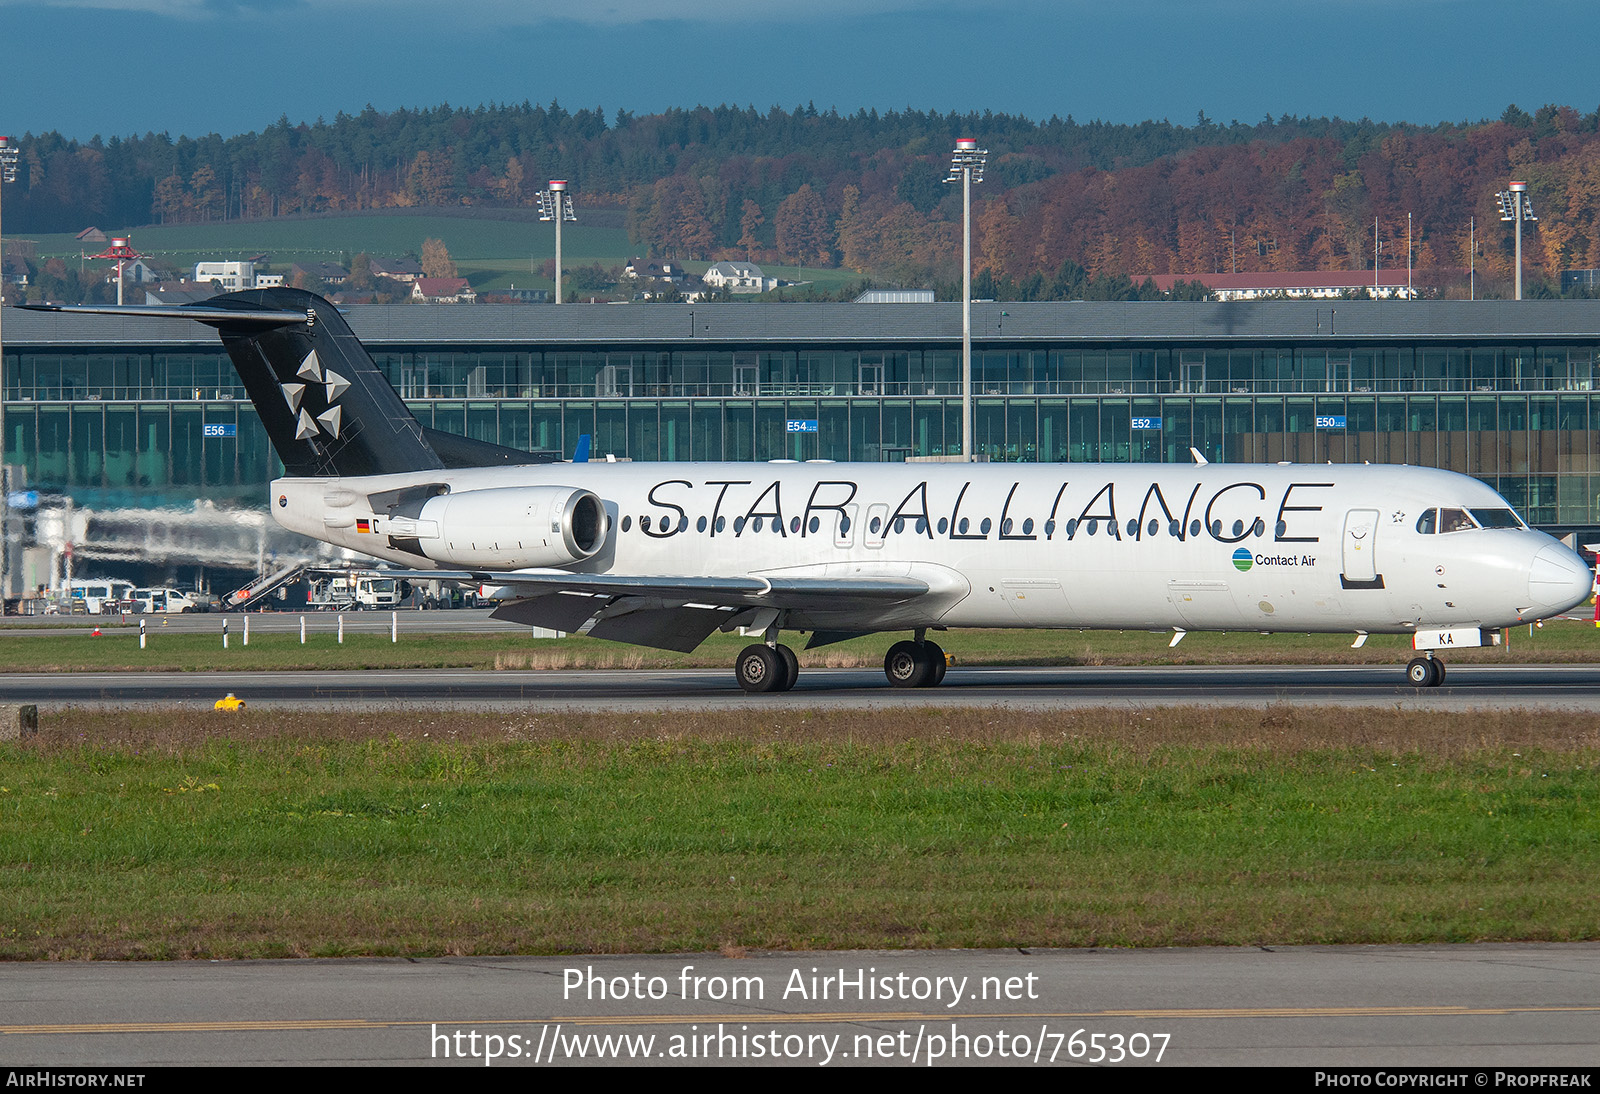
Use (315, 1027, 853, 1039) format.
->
(415, 485, 608, 569)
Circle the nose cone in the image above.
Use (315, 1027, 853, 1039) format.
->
(1527, 544, 1593, 614)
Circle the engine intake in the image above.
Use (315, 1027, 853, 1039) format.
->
(417, 486, 608, 568)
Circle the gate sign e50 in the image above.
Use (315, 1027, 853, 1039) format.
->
(1315, 415, 1347, 429)
(785, 420, 819, 433)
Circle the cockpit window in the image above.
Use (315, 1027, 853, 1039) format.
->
(1469, 507, 1524, 529)
(1415, 509, 1436, 535)
(1439, 508, 1475, 533)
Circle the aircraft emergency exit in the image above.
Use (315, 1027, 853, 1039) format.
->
(19, 289, 1593, 693)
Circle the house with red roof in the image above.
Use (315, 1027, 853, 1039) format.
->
(412, 277, 476, 303)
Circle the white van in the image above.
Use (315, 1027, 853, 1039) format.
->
(132, 587, 206, 614)
(65, 579, 136, 615)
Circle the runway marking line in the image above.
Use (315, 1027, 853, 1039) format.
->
(9, 1004, 1600, 1035)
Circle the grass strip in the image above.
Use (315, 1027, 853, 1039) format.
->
(0, 706, 1596, 959)
(0, 620, 1597, 673)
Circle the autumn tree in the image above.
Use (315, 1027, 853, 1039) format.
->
(152, 173, 185, 224)
(738, 199, 765, 259)
(189, 164, 222, 221)
(495, 156, 527, 205)
(403, 151, 456, 207)
(774, 184, 831, 267)
(835, 186, 872, 271)
(632, 175, 716, 258)
(421, 238, 457, 278)
(348, 252, 374, 290)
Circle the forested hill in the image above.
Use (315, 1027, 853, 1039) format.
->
(7, 101, 1599, 291)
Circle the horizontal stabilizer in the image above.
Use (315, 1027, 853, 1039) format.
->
(15, 302, 306, 326)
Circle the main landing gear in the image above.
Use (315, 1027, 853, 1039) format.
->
(736, 642, 800, 693)
(734, 631, 950, 693)
(1405, 654, 1447, 688)
(884, 632, 947, 689)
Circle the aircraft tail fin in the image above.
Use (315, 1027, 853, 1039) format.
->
(20, 289, 477, 478)
(207, 288, 444, 477)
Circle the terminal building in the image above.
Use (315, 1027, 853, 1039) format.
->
(6, 298, 1600, 558)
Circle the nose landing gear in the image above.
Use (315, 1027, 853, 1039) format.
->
(1405, 654, 1446, 688)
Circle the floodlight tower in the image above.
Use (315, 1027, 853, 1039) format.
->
(91, 236, 142, 306)
(1496, 181, 1537, 300)
(537, 180, 577, 305)
(946, 138, 987, 462)
(0, 135, 17, 604)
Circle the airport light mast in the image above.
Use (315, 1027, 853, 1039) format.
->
(946, 138, 987, 462)
(538, 180, 577, 305)
(91, 236, 142, 306)
(0, 135, 17, 604)
(1497, 181, 1537, 300)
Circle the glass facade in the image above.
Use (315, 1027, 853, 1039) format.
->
(6, 335, 1600, 528)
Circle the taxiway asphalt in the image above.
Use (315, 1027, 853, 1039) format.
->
(6, 662, 1600, 710)
(4, 945, 1598, 1066)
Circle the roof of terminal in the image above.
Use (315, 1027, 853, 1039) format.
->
(8, 298, 1600, 348)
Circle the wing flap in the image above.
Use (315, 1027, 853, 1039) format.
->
(491, 591, 611, 633)
(586, 602, 738, 652)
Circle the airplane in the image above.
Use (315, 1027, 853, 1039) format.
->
(17, 288, 1594, 693)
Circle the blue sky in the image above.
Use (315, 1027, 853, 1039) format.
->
(1, 0, 1596, 141)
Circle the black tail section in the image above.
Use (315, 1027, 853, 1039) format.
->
(18, 288, 552, 477)
(205, 288, 445, 477)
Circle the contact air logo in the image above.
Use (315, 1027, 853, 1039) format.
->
(1232, 548, 1253, 572)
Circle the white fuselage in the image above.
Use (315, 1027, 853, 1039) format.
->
(273, 461, 1593, 637)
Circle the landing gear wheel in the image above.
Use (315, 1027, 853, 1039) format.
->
(736, 644, 783, 693)
(775, 644, 800, 692)
(1405, 656, 1444, 688)
(923, 640, 947, 687)
(884, 640, 934, 688)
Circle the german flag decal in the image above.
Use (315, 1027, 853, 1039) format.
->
(356, 519, 371, 533)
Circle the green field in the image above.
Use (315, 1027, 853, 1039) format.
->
(23, 213, 636, 295)
(18, 212, 881, 297)
(2, 705, 1595, 959)
(0, 620, 1592, 674)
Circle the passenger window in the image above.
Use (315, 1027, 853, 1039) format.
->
(1415, 509, 1436, 535)
(1440, 508, 1475, 533)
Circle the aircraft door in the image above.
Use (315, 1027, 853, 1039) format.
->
(1341, 508, 1380, 585)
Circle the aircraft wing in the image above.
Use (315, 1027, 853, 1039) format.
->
(479, 570, 936, 652)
